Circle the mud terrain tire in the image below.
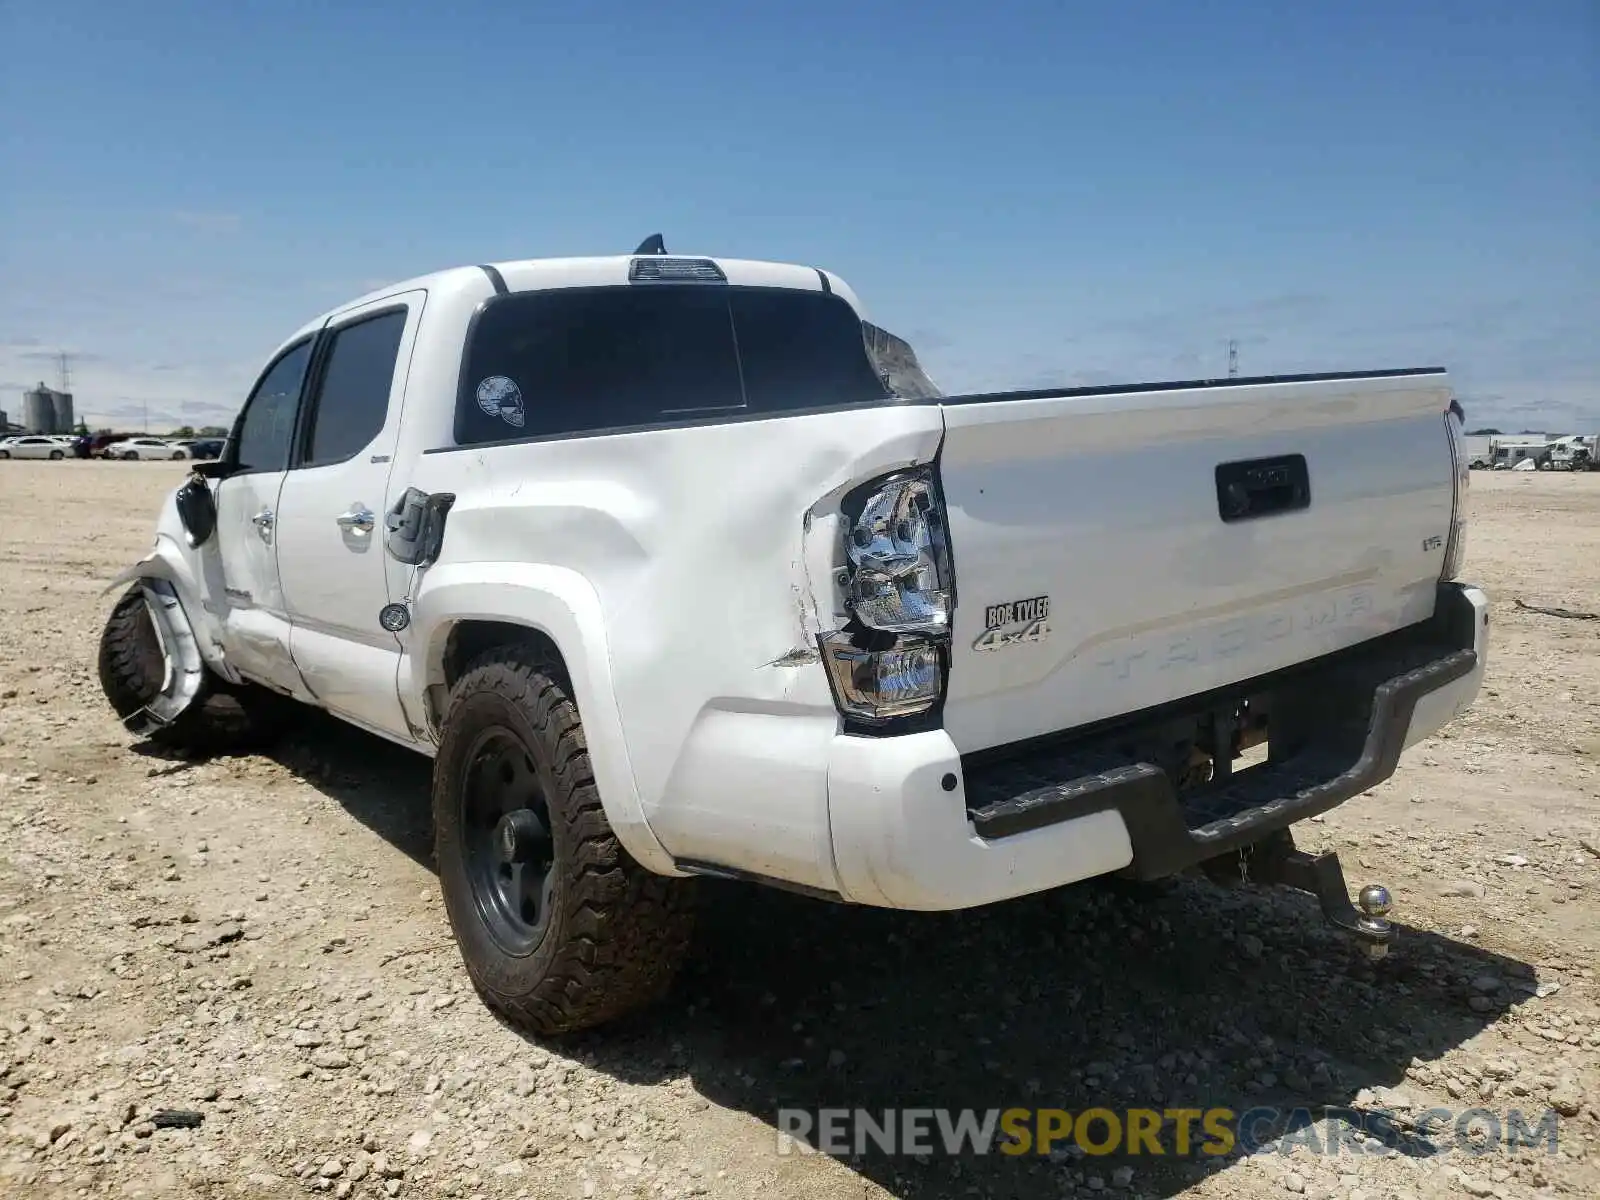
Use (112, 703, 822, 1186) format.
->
(97, 583, 286, 753)
(433, 645, 695, 1036)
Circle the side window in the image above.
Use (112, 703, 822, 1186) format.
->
(301, 310, 407, 467)
(456, 287, 742, 444)
(235, 340, 313, 473)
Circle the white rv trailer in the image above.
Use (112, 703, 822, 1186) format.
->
(1489, 437, 1552, 470)
(1548, 435, 1599, 470)
(1463, 435, 1493, 468)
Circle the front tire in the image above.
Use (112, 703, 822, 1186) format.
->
(124, 450, 140, 461)
(171, 451, 187, 460)
(433, 645, 695, 1036)
(97, 583, 286, 753)
(49, 449, 64, 460)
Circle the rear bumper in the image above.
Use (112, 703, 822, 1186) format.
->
(826, 582, 1487, 909)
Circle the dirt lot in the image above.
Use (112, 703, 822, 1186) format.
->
(1, 462, 1596, 1200)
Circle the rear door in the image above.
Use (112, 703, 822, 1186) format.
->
(211, 339, 315, 692)
(274, 293, 424, 740)
(935, 371, 1457, 754)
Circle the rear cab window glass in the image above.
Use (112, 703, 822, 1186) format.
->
(730, 289, 893, 411)
(234, 340, 313, 473)
(301, 310, 407, 466)
(455, 285, 891, 445)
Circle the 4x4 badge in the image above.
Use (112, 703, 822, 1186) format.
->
(973, 595, 1052, 652)
(973, 618, 1050, 652)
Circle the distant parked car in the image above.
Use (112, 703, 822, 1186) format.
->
(0, 435, 70, 460)
(168, 438, 225, 461)
(113, 437, 185, 460)
(184, 438, 226, 460)
(75, 433, 130, 459)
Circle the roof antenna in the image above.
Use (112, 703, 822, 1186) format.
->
(633, 233, 667, 255)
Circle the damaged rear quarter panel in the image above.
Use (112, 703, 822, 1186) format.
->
(409, 404, 943, 890)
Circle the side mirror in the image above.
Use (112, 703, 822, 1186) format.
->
(175, 472, 218, 547)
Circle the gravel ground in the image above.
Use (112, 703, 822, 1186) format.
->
(1, 462, 1596, 1200)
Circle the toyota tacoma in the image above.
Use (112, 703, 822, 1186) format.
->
(97, 238, 1488, 1034)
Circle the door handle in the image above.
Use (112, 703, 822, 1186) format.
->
(250, 508, 275, 539)
(336, 505, 375, 532)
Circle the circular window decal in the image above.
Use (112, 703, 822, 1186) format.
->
(476, 376, 525, 429)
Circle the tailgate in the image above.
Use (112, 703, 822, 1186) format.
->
(936, 370, 1457, 754)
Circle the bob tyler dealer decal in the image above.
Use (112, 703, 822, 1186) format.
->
(973, 594, 1051, 652)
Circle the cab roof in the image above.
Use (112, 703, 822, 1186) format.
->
(289, 254, 864, 345)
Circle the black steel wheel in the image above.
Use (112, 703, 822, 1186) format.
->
(460, 727, 558, 956)
(433, 643, 696, 1036)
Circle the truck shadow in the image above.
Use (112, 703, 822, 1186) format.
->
(245, 713, 1539, 1200)
(582, 881, 1537, 1198)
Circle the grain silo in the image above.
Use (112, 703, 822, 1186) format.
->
(21, 383, 74, 433)
(23, 385, 55, 433)
(51, 389, 74, 432)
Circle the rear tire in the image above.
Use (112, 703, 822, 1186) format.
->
(433, 645, 695, 1036)
(171, 451, 186, 460)
(49, 449, 63, 460)
(97, 583, 287, 753)
(0, 450, 9, 459)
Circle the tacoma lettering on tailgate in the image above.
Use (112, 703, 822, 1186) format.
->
(1091, 588, 1378, 682)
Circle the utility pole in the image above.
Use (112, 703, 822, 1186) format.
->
(1227, 340, 1239, 379)
(58, 350, 72, 393)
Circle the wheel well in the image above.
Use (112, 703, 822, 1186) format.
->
(442, 620, 572, 693)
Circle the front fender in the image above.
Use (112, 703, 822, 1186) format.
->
(406, 563, 678, 876)
(104, 535, 238, 684)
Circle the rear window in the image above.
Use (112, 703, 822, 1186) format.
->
(455, 285, 891, 445)
(728, 288, 893, 412)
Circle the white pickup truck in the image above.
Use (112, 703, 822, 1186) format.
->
(99, 240, 1487, 1034)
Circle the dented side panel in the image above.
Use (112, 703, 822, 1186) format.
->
(401, 404, 943, 892)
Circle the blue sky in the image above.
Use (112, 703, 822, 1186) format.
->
(2, 0, 1595, 432)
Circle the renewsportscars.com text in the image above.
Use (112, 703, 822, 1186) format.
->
(775, 1106, 1564, 1159)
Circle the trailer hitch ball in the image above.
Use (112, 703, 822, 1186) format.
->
(1357, 883, 1393, 959)
(1358, 883, 1391, 918)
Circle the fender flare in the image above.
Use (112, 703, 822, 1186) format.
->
(119, 578, 208, 737)
(103, 538, 240, 685)
(409, 563, 679, 877)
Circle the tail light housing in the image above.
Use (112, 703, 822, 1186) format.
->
(819, 638, 945, 722)
(821, 467, 954, 727)
(1442, 400, 1468, 580)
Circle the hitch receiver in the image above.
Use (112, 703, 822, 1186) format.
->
(1271, 850, 1393, 959)
(1225, 833, 1395, 959)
